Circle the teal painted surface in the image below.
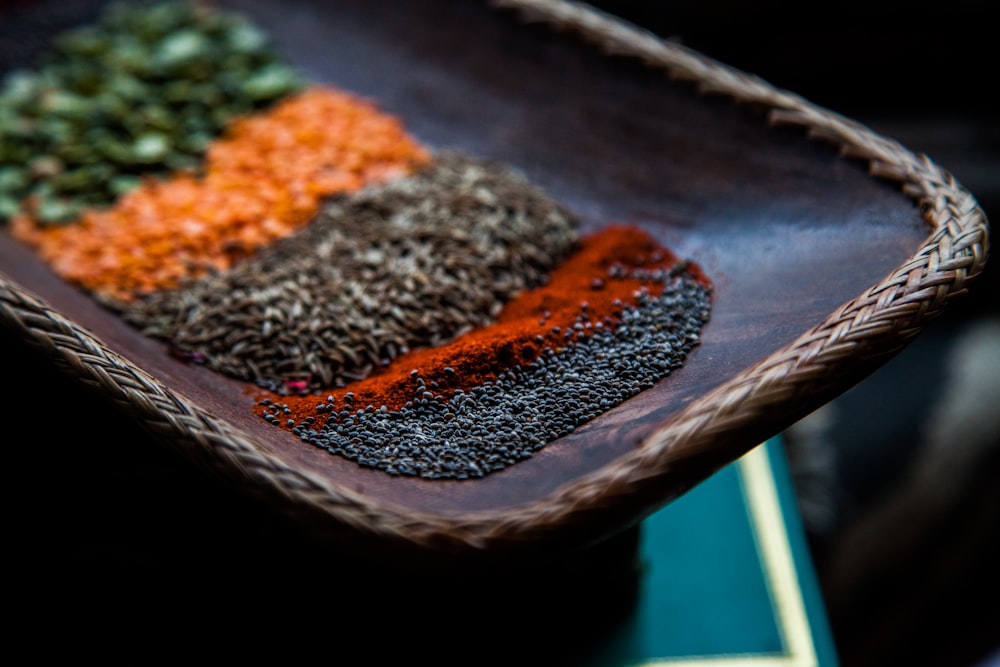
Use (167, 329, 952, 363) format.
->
(764, 437, 841, 667)
(639, 460, 782, 658)
(586, 437, 839, 666)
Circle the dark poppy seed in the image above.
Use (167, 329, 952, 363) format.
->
(282, 272, 709, 480)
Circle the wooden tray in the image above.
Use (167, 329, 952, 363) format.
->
(0, 0, 989, 571)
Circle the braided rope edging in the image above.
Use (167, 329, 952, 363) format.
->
(0, 278, 416, 543)
(478, 0, 990, 540)
(0, 0, 990, 556)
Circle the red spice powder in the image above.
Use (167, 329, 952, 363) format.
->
(255, 223, 710, 427)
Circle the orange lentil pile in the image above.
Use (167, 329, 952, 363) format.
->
(10, 85, 431, 303)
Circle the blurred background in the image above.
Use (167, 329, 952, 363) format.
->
(583, 2, 999, 666)
(3, 1, 997, 664)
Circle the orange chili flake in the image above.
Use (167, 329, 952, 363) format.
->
(11, 85, 431, 303)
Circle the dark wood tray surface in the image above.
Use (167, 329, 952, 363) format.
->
(0, 0, 987, 567)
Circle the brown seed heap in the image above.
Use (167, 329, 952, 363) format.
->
(119, 152, 580, 392)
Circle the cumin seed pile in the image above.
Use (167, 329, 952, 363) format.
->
(118, 151, 579, 392)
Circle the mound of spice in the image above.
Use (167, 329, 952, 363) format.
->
(1, 2, 715, 484)
(0, 0, 304, 225)
(256, 224, 712, 480)
(119, 151, 579, 391)
(11, 85, 430, 302)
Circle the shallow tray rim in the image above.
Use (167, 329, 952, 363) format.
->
(0, 0, 989, 564)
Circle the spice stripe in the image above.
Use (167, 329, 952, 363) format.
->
(12, 85, 431, 302)
(118, 151, 579, 392)
(256, 224, 713, 480)
(0, 0, 305, 225)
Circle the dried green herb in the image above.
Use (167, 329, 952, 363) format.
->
(0, 0, 305, 225)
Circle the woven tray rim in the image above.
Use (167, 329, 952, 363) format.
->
(0, 0, 990, 557)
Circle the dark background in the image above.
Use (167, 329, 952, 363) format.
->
(591, 3, 998, 666)
(3, 1, 997, 664)
(584, 3, 998, 666)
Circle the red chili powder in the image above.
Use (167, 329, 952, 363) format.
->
(254, 223, 709, 426)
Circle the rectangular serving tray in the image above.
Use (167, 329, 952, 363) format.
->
(0, 0, 989, 570)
